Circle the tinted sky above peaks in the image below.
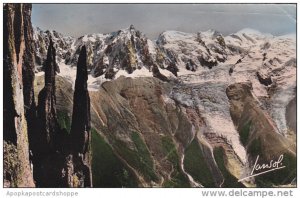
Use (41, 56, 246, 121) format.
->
(32, 4, 296, 39)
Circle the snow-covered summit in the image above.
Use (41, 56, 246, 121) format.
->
(34, 26, 295, 96)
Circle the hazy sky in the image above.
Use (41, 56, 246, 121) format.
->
(32, 4, 296, 39)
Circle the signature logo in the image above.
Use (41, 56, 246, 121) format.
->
(238, 154, 285, 182)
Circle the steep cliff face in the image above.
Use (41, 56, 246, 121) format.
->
(21, 4, 37, 160)
(3, 3, 35, 187)
(22, 4, 35, 112)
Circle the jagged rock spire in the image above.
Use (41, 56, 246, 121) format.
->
(71, 45, 91, 154)
(45, 37, 59, 88)
(130, 24, 135, 31)
(37, 37, 59, 150)
(69, 45, 92, 187)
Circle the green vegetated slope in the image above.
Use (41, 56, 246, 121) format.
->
(92, 129, 138, 187)
(246, 134, 296, 187)
(184, 139, 216, 187)
(57, 111, 71, 133)
(34, 75, 296, 187)
(240, 121, 251, 146)
(254, 153, 296, 187)
(161, 136, 190, 187)
(113, 131, 158, 182)
(55, 112, 142, 187)
(213, 147, 244, 188)
(227, 83, 296, 187)
(238, 107, 296, 187)
(88, 77, 197, 187)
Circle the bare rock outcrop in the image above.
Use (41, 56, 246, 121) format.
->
(256, 71, 272, 86)
(3, 3, 35, 187)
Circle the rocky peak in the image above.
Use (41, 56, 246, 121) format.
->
(33, 26, 163, 80)
(157, 30, 227, 71)
(206, 29, 222, 38)
(129, 24, 136, 33)
(33, 27, 74, 67)
(44, 38, 60, 86)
